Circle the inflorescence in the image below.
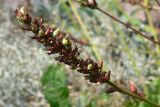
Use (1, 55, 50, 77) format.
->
(15, 4, 160, 106)
(15, 7, 111, 84)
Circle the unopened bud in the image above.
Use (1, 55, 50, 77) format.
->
(80, 0, 97, 9)
(128, 81, 137, 93)
(87, 64, 93, 70)
(62, 38, 69, 45)
(38, 29, 45, 36)
(45, 28, 51, 36)
(53, 28, 60, 37)
(88, 0, 97, 7)
(31, 24, 38, 33)
(97, 60, 103, 68)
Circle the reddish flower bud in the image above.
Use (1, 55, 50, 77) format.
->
(128, 81, 137, 93)
(45, 28, 51, 36)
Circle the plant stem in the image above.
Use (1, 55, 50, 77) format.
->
(156, 0, 160, 6)
(143, 0, 160, 54)
(95, 6, 160, 45)
(140, 3, 160, 10)
(106, 80, 160, 107)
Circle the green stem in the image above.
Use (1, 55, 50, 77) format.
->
(107, 80, 160, 107)
(143, 0, 160, 54)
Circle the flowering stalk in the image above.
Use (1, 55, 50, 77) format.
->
(16, 7, 110, 83)
(15, 7, 160, 107)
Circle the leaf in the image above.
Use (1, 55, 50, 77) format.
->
(41, 64, 71, 107)
(87, 99, 97, 107)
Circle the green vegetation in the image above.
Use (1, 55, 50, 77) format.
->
(41, 65, 71, 107)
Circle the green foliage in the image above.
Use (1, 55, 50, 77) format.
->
(41, 64, 71, 107)
(124, 77, 160, 107)
(86, 93, 109, 107)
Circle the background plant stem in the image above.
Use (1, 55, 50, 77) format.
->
(95, 6, 160, 45)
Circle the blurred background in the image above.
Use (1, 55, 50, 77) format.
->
(0, 0, 160, 107)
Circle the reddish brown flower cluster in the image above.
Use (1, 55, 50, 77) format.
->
(15, 7, 110, 83)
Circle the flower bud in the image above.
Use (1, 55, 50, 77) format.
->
(97, 60, 103, 69)
(45, 28, 51, 36)
(52, 28, 60, 37)
(62, 38, 69, 45)
(87, 64, 93, 70)
(80, 0, 97, 9)
(16, 7, 31, 24)
(38, 29, 45, 36)
(128, 81, 137, 93)
(88, 0, 97, 8)
(31, 24, 38, 33)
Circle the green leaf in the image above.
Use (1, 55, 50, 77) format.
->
(41, 64, 71, 107)
(87, 99, 97, 107)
